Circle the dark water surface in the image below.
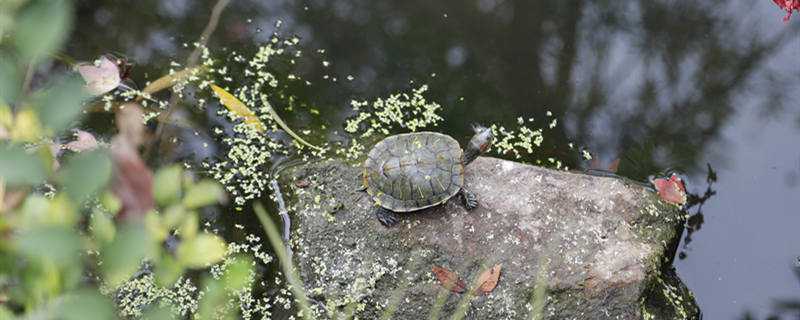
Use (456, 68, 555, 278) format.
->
(69, 1, 800, 318)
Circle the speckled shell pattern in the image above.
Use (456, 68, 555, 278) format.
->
(363, 132, 464, 212)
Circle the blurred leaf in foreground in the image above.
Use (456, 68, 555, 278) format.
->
(153, 165, 182, 206)
(59, 289, 116, 320)
(0, 58, 20, 104)
(34, 75, 90, 134)
(58, 149, 111, 202)
(101, 222, 153, 287)
(0, 143, 46, 186)
(14, 0, 72, 61)
(16, 225, 81, 265)
(110, 137, 154, 219)
(176, 234, 226, 268)
(182, 179, 224, 209)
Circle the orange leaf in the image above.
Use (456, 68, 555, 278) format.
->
(432, 266, 466, 293)
(475, 264, 502, 295)
(607, 158, 620, 173)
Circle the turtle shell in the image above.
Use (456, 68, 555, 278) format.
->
(363, 132, 464, 212)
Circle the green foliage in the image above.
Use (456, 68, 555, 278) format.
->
(33, 75, 90, 134)
(58, 149, 112, 202)
(59, 289, 116, 320)
(182, 179, 224, 209)
(100, 223, 154, 288)
(0, 2, 241, 318)
(16, 225, 81, 265)
(176, 234, 227, 268)
(0, 143, 46, 185)
(14, 0, 72, 62)
(0, 59, 20, 104)
(153, 165, 182, 206)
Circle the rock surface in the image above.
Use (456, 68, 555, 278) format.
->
(286, 157, 699, 319)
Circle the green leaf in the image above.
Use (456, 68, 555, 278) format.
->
(223, 256, 253, 291)
(0, 143, 46, 185)
(154, 254, 183, 287)
(100, 192, 121, 215)
(90, 210, 115, 245)
(176, 234, 226, 268)
(59, 289, 115, 320)
(58, 149, 111, 202)
(177, 212, 197, 240)
(0, 305, 14, 320)
(0, 58, 20, 105)
(101, 223, 154, 287)
(15, 0, 72, 61)
(197, 277, 227, 320)
(16, 225, 81, 265)
(153, 165, 182, 206)
(161, 204, 186, 229)
(182, 180, 224, 209)
(141, 304, 176, 320)
(34, 75, 90, 134)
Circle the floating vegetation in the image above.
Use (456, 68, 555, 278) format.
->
(488, 112, 575, 170)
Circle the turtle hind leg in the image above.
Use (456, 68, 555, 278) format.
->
(460, 188, 478, 210)
(374, 206, 400, 227)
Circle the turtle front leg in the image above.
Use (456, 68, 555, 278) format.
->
(374, 206, 400, 227)
(460, 188, 478, 210)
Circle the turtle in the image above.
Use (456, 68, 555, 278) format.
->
(361, 126, 494, 227)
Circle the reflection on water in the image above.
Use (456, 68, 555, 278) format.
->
(69, 0, 800, 318)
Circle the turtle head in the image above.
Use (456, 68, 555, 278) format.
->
(464, 124, 493, 165)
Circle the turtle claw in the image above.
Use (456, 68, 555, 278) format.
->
(461, 188, 478, 210)
(374, 207, 399, 227)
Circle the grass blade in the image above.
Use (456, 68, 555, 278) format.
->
(253, 202, 314, 319)
(258, 94, 323, 151)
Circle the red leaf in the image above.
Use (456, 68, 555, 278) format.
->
(116, 103, 145, 147)
(111, 137, 154, 220)
(432, 266, 466, 293)
(652, 174, 687, 206)
(774, 0, 800, 21)
(475, 264, 502, 295)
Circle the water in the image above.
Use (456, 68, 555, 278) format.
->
(68, 1, 800, 318)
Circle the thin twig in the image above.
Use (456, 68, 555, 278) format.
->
(145, 0, 231, 158)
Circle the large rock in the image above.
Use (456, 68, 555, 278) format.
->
(286, 157, 699, 319)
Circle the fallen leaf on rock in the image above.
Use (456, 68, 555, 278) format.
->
(651, 173, 687, 206)
(475, 264, 502, 295)
(432, 266, 466, 293)
(294, 179, 310, 188)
